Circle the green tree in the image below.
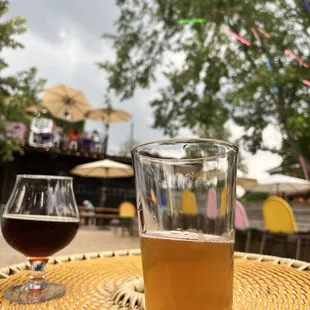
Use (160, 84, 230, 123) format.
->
(99, 0, 310, 174)
(0, 0, 46, 162)
(277, 136, 310, 178)
(199, 123, 248, 173)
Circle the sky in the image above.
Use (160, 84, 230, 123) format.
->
(3, 0, 282, 179)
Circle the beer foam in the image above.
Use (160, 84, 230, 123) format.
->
(2, 213, 79, 223)
(141, 230, 234, 243)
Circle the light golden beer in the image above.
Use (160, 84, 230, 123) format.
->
(140, 232, 234, 310)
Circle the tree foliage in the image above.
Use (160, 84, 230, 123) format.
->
(0, 0, 46, 163)
(99, 0, 310, 174)
(199, 123, 248, 173)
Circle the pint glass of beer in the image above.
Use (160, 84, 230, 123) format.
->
(1, 175, 79, 303)
(132, 139, 238, 310)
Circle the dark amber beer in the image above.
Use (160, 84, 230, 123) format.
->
(140, 232, 234, 310)
(1, 214, 79, 257)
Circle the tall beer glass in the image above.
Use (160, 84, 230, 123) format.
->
(132, 139, 238, 310)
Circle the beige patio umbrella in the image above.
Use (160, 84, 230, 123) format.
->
(246, 174, 310, 194)
(237, 177, 258, 188)
(85, 107, 132, 155)
(85, 108, 132, 123)
(43, 84, 92, 122)
(71, 159, 134, 178)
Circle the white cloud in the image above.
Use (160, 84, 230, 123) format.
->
(58, 28, 68, 39)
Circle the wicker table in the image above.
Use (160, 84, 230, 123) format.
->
(0, 250, 309, 309)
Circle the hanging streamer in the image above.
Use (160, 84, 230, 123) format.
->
(257, 28, 271, 39)
(213, 8, 232, 16)
(251, 28, 260, 43)
(221, 26, 252, 46)
(284, 49, 309, 68)
(176, 18, 205, 24)
(266, 58, 279, 93)
(299, 155, 309, 180)
(303, 0, 310, 13)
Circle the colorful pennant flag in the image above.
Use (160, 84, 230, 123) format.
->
(221, 26, 252, 46)
(285, 49, 309, 68)
(177, 18, 205, 25)
(299, 155, 309, 181)
(303, 0, 310, 13)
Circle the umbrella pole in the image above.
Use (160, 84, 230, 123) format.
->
(103, 123, 110, 157)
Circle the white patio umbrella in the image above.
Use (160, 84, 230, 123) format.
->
(71, 159, 133, 178)
(246, 174, 310, 194)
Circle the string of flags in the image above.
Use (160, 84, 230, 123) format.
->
(176, 9, 309, 90)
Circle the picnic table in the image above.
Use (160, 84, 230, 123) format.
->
(0, 250, 309, 309)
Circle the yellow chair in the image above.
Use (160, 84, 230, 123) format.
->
(150, 189, 157, 204)
(220, 187, 227, 217)
(119, 202, 136, 218)
(181, 190, 198, 215)
(118, 202, 136, 236)
(260, 196, 305, 259)
(263, 196, 297, 233)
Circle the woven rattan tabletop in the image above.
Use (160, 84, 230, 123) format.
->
(0, 250, 309, 309)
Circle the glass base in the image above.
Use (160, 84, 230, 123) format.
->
(4, 283, 65, 303)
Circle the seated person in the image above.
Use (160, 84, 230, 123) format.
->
(83, 200, 95, 214)
(92, 130, 101, 143)
(82, 200, 96, 226)
(69, 128, 80, 141)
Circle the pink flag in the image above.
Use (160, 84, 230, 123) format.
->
(285, 49, 309, 68)
(221, 26, 252, 47)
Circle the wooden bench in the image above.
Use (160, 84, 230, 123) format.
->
(78, 206, 119, 213)
(94, 207, 119, 213)
(79, 207, 119, 227)
(79, 213, 119, 219)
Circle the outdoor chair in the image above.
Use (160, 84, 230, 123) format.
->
(206, 188, 217, 218)
(235, 200, 252, 253)
(93, 143, 102, 153)
(260, 196, 310, 260)
(182, 190, 198, 215)
(181, 190, 198, 228)
(53, 127, 63, 148)
(112, 202, 136, 236)
(220, 187, 227, 217)
(68, 129, 80, 150)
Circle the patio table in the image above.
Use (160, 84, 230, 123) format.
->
(0, 250, 309, 309)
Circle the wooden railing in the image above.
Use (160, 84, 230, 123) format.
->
(244, 202, 310, 231)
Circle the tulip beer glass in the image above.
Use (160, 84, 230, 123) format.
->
(1, 175, 79, 303)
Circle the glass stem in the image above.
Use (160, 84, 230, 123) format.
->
(28, 258, 48, 290)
